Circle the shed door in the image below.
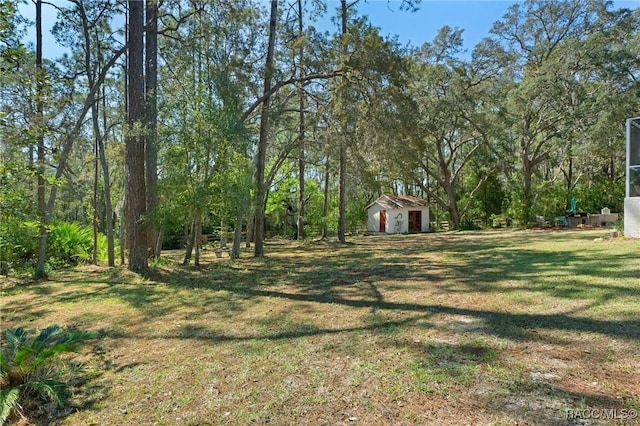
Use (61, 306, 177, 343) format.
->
(408, 210, 422, 232)
(379, 210, 386, 233)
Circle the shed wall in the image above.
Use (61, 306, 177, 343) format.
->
(367, 203, 385, 233)
(367, 205, 430, 233)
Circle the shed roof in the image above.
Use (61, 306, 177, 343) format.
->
(366, 194, 429, 210)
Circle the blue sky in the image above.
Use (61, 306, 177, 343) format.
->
(19, 0, 640, 60)
(325, 0, 519, 54)
(340, 0, 640, 54)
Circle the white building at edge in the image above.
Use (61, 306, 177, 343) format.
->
(624, 116, 640, 238)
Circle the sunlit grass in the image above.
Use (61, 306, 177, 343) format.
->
(1, 229, 638, 425)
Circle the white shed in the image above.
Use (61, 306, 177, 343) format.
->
(366, 194, 430, 234)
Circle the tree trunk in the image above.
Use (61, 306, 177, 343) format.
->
(337, 0, 348, 244)
(442, 173, 460, 230)
(155, 230, 163, 256)
(183, 220, 195, 265)
(92, 109, 99, 265)
(77, 1, 102, 265)
(120, 197, 126, 266)
(231, 194, 248, 259)
(220, 217, 227, 249)
(99, 85, 115, 266)
(322, 156, 330, 239)
(246, 213, 254, 249)
(120, 39, 128, 268)
(145, 0, 159, 259)
(32, 37, 126, 275)
(521, 150, 534, 226)
(34, 0, 47, 278)
(253, 0, 278, 257)
(126, 0, 147, 271)
(194, 215, 201, 266)
(296, 0, 305, 241)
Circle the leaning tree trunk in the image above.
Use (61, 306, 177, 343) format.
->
(78, 1, 103, 265)
(99, 85, 115, 266)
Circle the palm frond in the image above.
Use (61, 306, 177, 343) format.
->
(0, 349, 9, 373)
(10, 346, 34, 371)
(5, 327, 28, 359)
(0, 325, 93, 422)
(0, 388, 20, 424)
(23, 379, 70, 407)
(32, 342, 79, 371)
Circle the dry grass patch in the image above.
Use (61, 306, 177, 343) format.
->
(1, 229, 639, 425)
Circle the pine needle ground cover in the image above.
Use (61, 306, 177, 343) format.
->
(1, 229, 639, 425)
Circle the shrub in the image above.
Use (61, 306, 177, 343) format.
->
(0, 220, 39, 270)
(0, 325, 93, 424)
(1, 220, 117, 274)
(95, 232, 119, 263)
(458, 218, 481, 231)
(47, 222, 93, 266)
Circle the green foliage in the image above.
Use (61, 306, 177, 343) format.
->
(0, 0, 27, 70)
(48, 221, 118, 267)
(0, 325, 93, 424)
(573, 179, 624, 215)
(47, 221, 93, 266)
(96, 232, 119, 264)
(345, 197, 367, 234)
(532, 181, 567, 219)
(0, 220, 39, 270)
(302, 180, 334, 238)
(462, 171, 506, 228)
(0, 220, 116, 273)
(458, 218, 481, 231)
(610, 216, 625, 233)
(1, 0, 637, 257)
(489, 214, 511, 229)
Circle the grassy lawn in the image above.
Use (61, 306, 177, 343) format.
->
(2, 229, 639, 425)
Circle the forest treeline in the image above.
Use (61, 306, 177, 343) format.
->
(1, 0, 639, 275)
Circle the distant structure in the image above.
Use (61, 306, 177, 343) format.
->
(624, 116, 640, 238)
(366, 194, 430, 234)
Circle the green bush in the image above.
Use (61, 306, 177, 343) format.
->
(95, 231, 119, 263)
(0, 220, 39, 269)
(458, 218, 481, 231)
(47, 221, 93, 266)
(0, 325, 93, 424)
(1, 220, 117, 273)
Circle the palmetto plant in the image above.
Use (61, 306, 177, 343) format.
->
(0, 325, 91, 424)
(48, 222, 93, 265)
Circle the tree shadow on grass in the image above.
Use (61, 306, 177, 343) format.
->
(190, 284, 640, 341)
(85, 232, 639, 343)
(5, 232, 638, 425)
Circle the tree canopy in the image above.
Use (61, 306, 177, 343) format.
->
(1, 0, 638, 274)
